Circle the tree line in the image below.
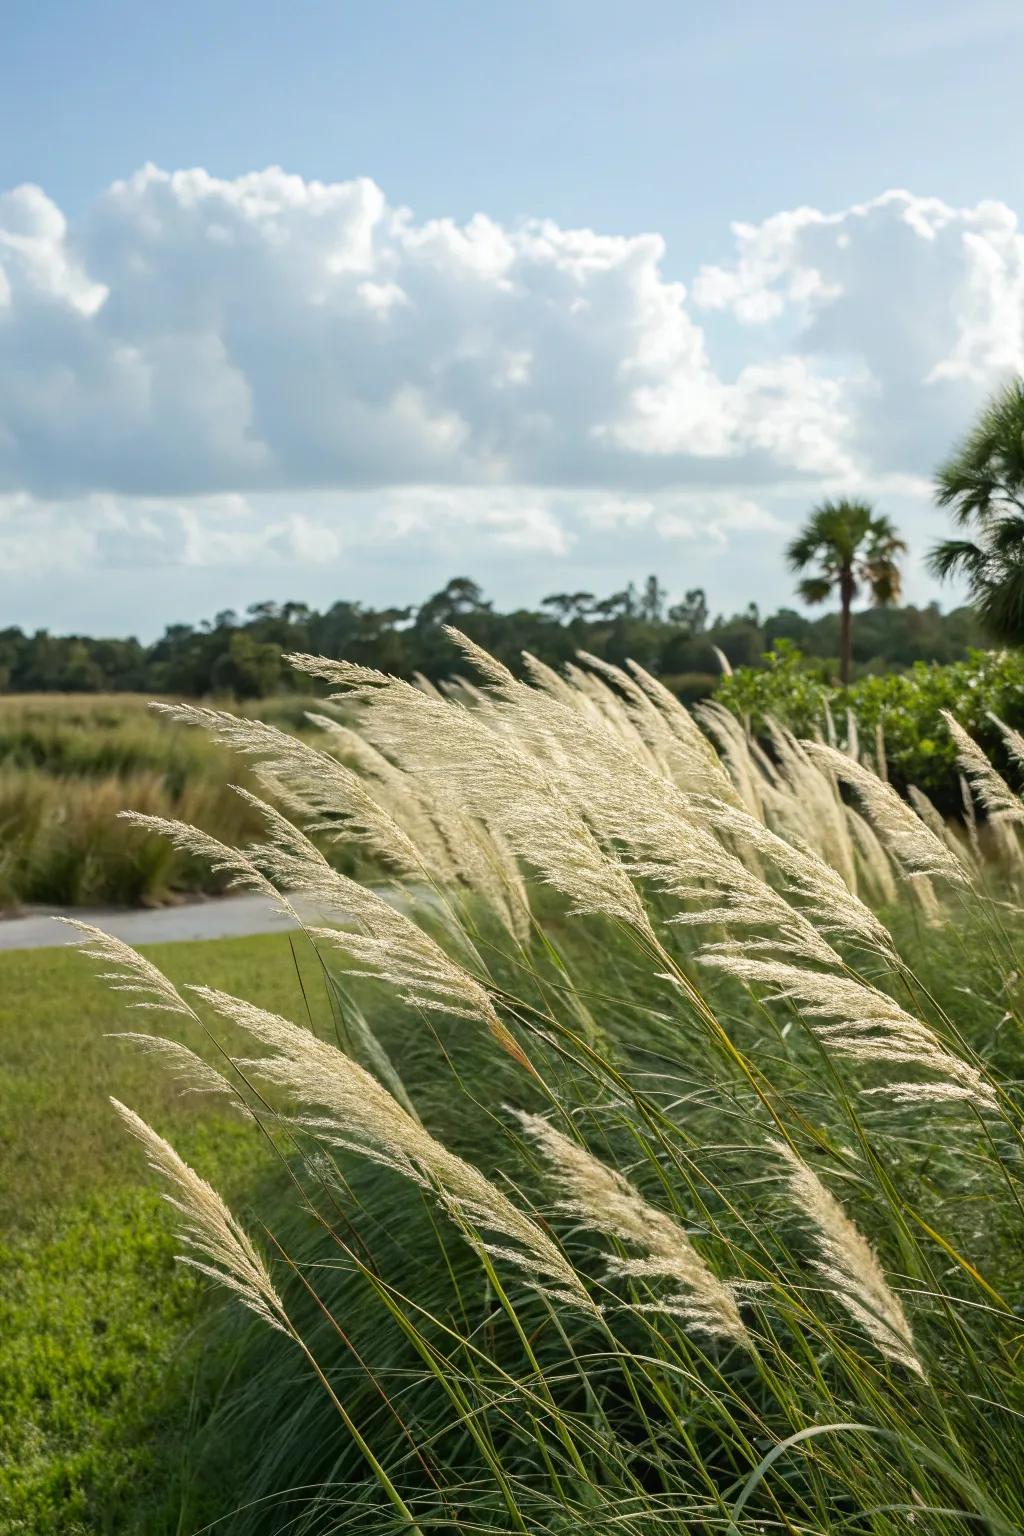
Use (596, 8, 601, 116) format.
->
(0, 576, 988, 700)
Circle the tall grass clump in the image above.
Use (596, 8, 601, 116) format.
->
(73, 639, 1024, 1533)
(0, 694, 342, 907)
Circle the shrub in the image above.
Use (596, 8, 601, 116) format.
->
(716, 642, 1024, 809)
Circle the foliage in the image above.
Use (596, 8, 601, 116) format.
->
(0, 577, 991, 699)
(717, 641, 1024, 807)
(786, 498, 906, 684)
(931, 377, 1024, 642)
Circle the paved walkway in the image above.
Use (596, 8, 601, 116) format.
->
(0, 893, 300, 952)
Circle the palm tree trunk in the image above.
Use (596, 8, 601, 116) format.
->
(839, 569, 854, 686)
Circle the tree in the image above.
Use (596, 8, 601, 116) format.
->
(667, 587, 708, 635)
(416, 577, 490, 629)
(787, 499, 905, 685)
(929, 378, 1024, 643)
(639, 575, 666, 622)
(541, 591, 595, 622)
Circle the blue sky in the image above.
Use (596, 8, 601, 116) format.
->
(3, 0, 1024, 636)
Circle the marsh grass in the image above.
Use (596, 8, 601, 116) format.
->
(64, 654, 1024, 1533)
(0, 694, 330, 907)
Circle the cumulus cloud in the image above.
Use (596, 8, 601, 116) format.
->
(0, 170, 1022, 607)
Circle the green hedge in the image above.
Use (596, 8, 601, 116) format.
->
(714, 641, 1024, 810)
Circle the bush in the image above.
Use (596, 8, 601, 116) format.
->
(715, 642, 1024, 809)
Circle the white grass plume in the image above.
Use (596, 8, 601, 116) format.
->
(764, 723, 858, 891)
(989, 711, 1024, 773)
(108, 1033, 234, 1097)
(942, 711, 1024, 826)
(701, 955, 996, 1111)
(118, 810, 299, 918)
(630, 826, 845, 971)
(694, 701, 766, 820)
(575, 652, 739, 802)
(291, 646, 656, 942)
(844, 808, 898, 907)
(306, 715, 532, 937)
(152, 700, 424, 876)
(516, 1111, 748, 1345)
(59, 918, 200, 1019)
(803, 742, 969, 888)
(112, 1098, 288, 1333)
(440, 646, 870, 967)
(230, 791, 515, 1044)
(874, 719, 888, 784)
(191, 989, 595, 1313)
(687, 795, 896, 960)
(771, 1139, 923, 1375)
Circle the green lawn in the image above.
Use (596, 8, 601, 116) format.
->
(0, 931, 317, 1535)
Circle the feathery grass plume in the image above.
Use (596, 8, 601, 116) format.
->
(942, 710, 1024, 825)
(62, 918, 242, 1096)
(803, 741, 970, 888)
(305, 715, 459, 879)
(574, 651, 737, 800)
(874, 719, 888, 783)
(700, 954, 996, 1111)
(989, 710, 1024, 772)
(522, 651, 584, 706)
(906, 785, 976, 877)
(844, 807, 898, 907)
(622, 658, 741, 803)
(290, 647, 657, 943)
(442, 635, 889, 967)
(960, 773, 984, 867)
(118, 809, 302, 921)
(108, 1033, 235, 1097)
(412, 670, 445, 700)
(442, 646, 829, 965)
(907, 873, 946, 926)
(711, 644, 732, 676)
(58, 917, 201, 1017)
(687, 795, 897, 960)
(630, 828, 845, 971)
(308, 713, 532, 940)
(770, 1138, 923, 1375)
(515, 1111, 748, 1345)
(845, 709, 860, 762)
(111, 1098, 289, 1334)
(192, 988, 596, 1313)
(561, 662, 667, 772)
(694, 701, 766, 819)
(151, 701, 425, 876)
(230, 789, 515, 1037)
(763, 722, 859, 889)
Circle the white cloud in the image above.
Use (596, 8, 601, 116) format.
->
(655, 496, 785, 545)
(578, 497, 655, 528)
(0, 172, 1022, 606)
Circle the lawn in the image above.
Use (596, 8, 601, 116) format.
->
(0, 930, 320, 1535)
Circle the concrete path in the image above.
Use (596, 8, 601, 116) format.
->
(0, 893, 300, 952)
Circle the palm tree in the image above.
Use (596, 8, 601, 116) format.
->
(787, 499, 906, 685)
(929, 378, 1024, 643)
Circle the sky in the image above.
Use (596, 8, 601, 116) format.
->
(3, 0, 1024, 638)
